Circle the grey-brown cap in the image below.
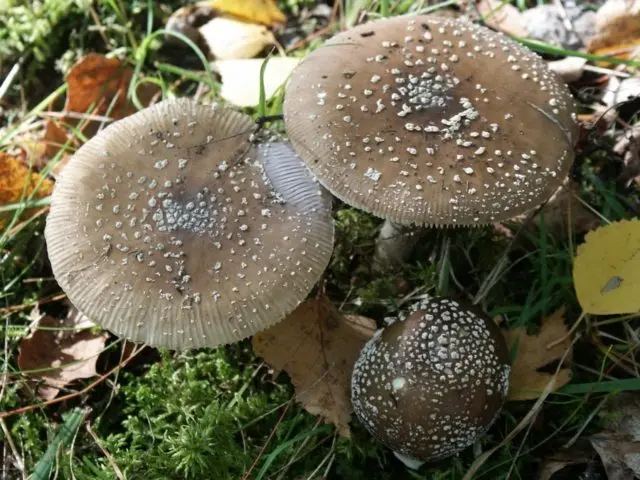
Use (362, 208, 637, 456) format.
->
(284, 15, 578, 226)
(45, 98, 334, 350)
(351, 297, 510, 463)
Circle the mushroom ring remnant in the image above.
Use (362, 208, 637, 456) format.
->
(45, 98, 334, 350)
(351, 297, 510, 467)
(284, 14, 578, 226)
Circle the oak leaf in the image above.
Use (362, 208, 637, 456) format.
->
(252, 297, 376, 437)
(503, 307, 573, 401)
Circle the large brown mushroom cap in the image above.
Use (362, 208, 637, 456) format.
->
(45, 98, 334, 350)
(351, 297, 510, 462)
(284, 15, 578, 226)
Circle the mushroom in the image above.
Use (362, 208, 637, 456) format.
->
(351, 296, 510, 468)
(45, 98, 334, 350)
(283, 14, 578, 269)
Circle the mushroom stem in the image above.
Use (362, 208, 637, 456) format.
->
(392, 451, 425, 470)
(373, 221, 424, 271)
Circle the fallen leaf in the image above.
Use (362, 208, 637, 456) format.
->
(588, 0, 640, 63)
(199, 16, 275, 59)
(547, 57, 587, 83)
(478, 0, 527, 37)
(252, 297, 376, 437)
(200, 0, 286, 26)
(18, 306, 106, 400)
(214, 57, 300, 107)
(615, 124, 640, 186)
(591, 392, 640, 480)
(44, 53, 159, 161)
(573, 218, 640, 315)
(503, 307, 573, 401)
(0, 153, 53, 229)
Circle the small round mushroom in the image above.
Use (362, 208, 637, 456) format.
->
(45, 98, 334, 350)
(283, 15, 578, 266)
(351, 296, 510, 468)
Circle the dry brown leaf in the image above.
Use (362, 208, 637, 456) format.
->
(478, 0, 527, 37)
(503, 307, 573, 401)
(591, 392, 640, 480)
(252, 297, 376, 437)
(18, 306, 106, 400)
(0, 153, 53, 229)
(588, 0, 640, 63)
(44, 53, 159, 162)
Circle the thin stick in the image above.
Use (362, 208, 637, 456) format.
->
(0, 345, 144, 419)
(0, 418, 26, 479)
(86, 422, 125, 479)
(241, 400, 293, 480)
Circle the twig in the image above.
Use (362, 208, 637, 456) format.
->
(0, 419, 26, 479)
(86, 422, 125, 479)
(0, 291, 66, 316)
(241, 400, 293, 480)
(0, 345, 144, 419)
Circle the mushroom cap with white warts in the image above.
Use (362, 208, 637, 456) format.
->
(284, 15, 578, 226)
(45, 99, 334, 350)
(351, 297, 510, 462)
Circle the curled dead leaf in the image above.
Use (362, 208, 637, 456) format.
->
(503, 307, 573, 401)
(252, 297, 376, 437)
(18, 307, 106, 401)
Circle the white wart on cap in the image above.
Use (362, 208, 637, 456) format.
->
(284, 15, 578, 226)
(45, 99, 334, 350)
(351, 297, 510, 465)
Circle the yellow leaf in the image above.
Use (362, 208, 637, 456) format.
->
(0, 153, 53, 229)
(252, 297, 376, 437)
(199, 0, 286, 26)
(573, 219, 640, 315)
(503, 308, 573, 401)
